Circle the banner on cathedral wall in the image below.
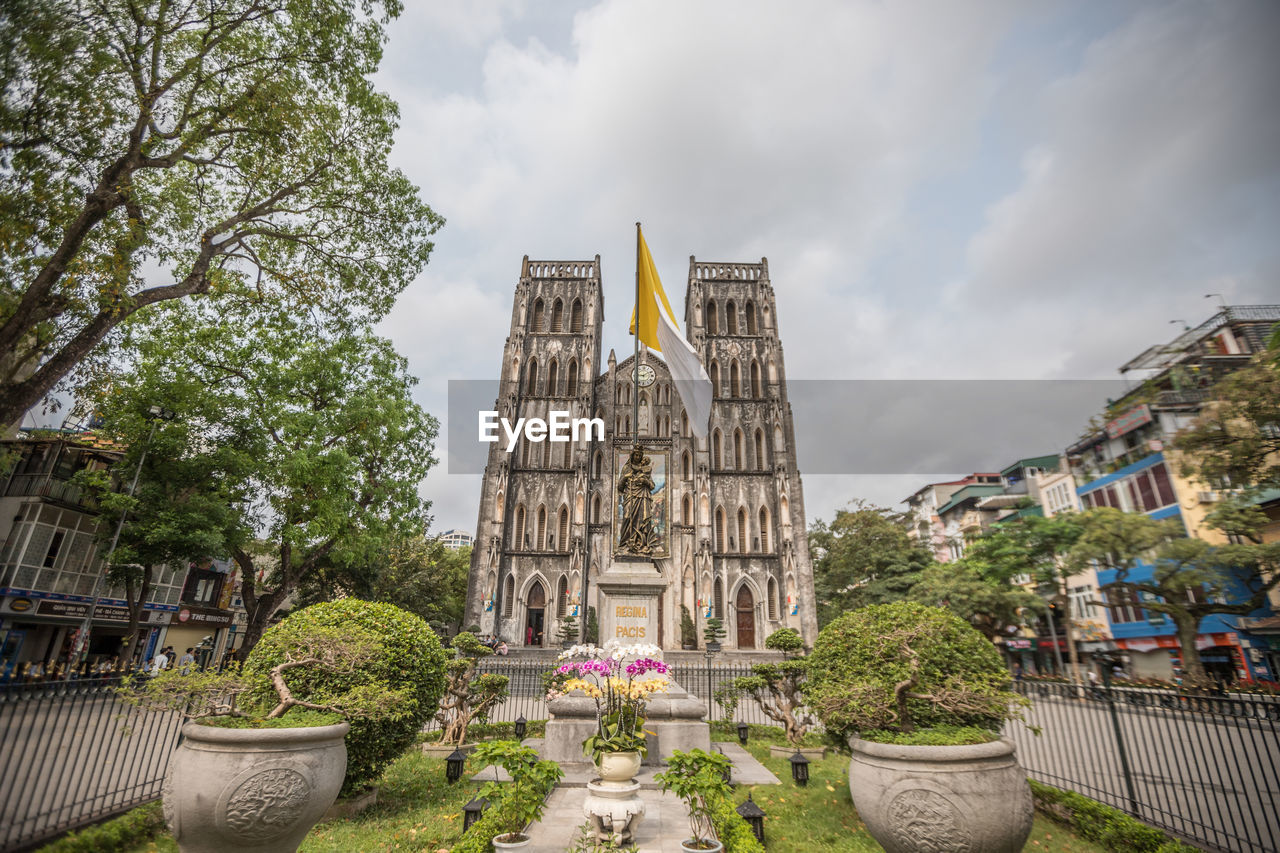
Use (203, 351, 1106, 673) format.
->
(613, 446, 669, 559)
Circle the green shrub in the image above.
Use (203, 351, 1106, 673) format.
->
(859, 725, 997, 746)
(244, 599, 448, 794)
(708, 791, 766, 853)
(1029, 781, 1199, 852)
(453, 742, 562, 852)
(37, 803, 165, 853)
(806, 602, 1021, 741)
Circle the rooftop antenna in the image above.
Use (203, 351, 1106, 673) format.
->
(1205, 293, 1227, 309)
(1169, 319, 1190, 331)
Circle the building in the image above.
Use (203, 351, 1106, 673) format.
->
(0, 434, 237, 678)
(1067, 305, 1280, 683)
(904, 473, 1002, 562)
(464, 255, 818, 650)
(436, 529, 474, 551)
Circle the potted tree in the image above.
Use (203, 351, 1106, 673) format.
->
(703, 617, 726, 652)
(806, 602, 1034, 853)
(430, 631, 510, 756)
(558, 613, 580, 649)
(470, 740, 564, 849)
(654, 749, 732, 852)
(126, 625, 396, 853)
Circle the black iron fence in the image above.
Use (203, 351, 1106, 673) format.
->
(1007, 680, 1280, 853)
(5, 664, 1277, 853)
(0, 676, 184, 853)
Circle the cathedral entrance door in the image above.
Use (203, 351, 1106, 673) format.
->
(735, 586, 755, 649)
(526, 581, 546, 647)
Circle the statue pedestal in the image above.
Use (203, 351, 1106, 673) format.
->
(583, 779, 645, 846)
(595, 569, 664, 645)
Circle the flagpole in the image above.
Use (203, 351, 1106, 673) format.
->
(633, 222, 641, 447)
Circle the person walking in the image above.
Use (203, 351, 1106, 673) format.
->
(149, 647, 170, 676)
(178, 648, 196, 674)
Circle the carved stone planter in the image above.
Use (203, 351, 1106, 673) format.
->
(595, 750, 642, 784)
(163, 721, 349, 853)
(847, 736, 1033, 853)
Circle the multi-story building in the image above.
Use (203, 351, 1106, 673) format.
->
(436, 529, 474, 551)
(1067, 305, 1280, 683)
(0, 434, 237, 678)
(464, 255, 818, 650)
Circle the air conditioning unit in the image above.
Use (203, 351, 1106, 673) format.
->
(1197, 491, 1219, 503)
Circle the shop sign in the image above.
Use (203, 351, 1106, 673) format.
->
(32, 600, 168, 624)
(1005, 639, 1032, 650)
(8, 597, 33, 613)
(174, 605, 233, 628)
(1105, 404, 1153, 439)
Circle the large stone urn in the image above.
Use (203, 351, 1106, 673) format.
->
(162, 721, 350, 853)
(847, 736, 1033, 853)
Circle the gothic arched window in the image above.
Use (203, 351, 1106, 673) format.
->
(532, 298, 545, 331)
(570, 298, 583, 332)
(557, 575, 569, 617)
(715, 507, 726, 553)
(759, 506, 770, 552)
(503, 574, 515, 617)
(738, 507, 748, 554)
(551, 298, 564, 332)
(536, 505, 547, 551)
(754, 428, 765, 469)
(526, 358, 539, 395)
(768, 576, 778, 620)
(733, 429, 744, 469)
(682, 450, 691, 479)
(726, 300, 738, 335)
(746, 300, 758, 334)
(558, 505, 569, 552)
(709, 361, 720, 398)
(546, 359, 558, 397)
(751, 360, 762, 397)
(730, 361, 741, 397)
(712, 430, 722, 469)
(592, 494, 601, 524)
(514, 505, 526, 550)
(706, 300, 718, 334)
(566, 359, 579, 397)
(682, 494, 692, 525)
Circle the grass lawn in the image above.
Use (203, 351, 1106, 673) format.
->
(126, 728, 1110, 852)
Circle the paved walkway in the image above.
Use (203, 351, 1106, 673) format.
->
(473, 741, 780, 851)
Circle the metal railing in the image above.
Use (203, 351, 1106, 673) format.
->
(0, 676, 184, 853)
(1007, 680, 1280, 853)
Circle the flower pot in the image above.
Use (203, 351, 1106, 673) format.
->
(680, 840, 723, 852)
(595, 750, 642, 784)
(162, 721, 349, 853)
(847, 736, 1033, 853)
(493, 832, 531, 849)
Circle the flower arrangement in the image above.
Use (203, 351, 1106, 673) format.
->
(550, 641, 670, 761)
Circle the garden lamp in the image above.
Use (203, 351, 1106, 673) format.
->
(462, 795, 488, 830)
(514, 715, 527, 739)
(446, 748, 467, 784)
(736, 794, 766, 843)
(789, 748, 809, 786)
(737, 721, 749, 746)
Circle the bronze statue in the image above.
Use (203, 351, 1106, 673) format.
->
(617, 446, 658, 554)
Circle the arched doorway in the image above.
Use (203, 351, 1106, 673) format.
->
(525, 581, 546, 647)
(735, 586, 756, 649)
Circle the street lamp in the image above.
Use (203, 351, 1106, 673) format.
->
(514, 715, 527, 740)
(462, 795, 488, 830)
(736, 794, 766, 843)
(70, 405, 176, 673)
(446, 748, 467, 784)
(789, 748, 809, 786)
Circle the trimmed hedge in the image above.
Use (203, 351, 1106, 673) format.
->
(36, 803, 165, 853)
(244, 599, 448, 795)
(1030, 781, 1199, 853)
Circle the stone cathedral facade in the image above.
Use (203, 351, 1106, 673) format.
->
(464, 255, 818, 652)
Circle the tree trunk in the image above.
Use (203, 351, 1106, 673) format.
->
(1172, 612, 1211, 691)
(116, 565, 153, 673)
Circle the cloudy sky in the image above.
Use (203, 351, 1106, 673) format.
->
(365, 0, 1280, 534)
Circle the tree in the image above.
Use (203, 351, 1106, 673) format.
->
(0, 0, 442, 428)
(98, 307, 437, 659)
(809, 500, 934, 625)
(1071, 507, 1280, 689)
(435, 631, 509, 747)
(727, 628, 813, 745)
(910, 557, 1043, 642)
(77, 390, 249, 669)
(1172, 352, 1280, 492)
(297, 540, 471, 637)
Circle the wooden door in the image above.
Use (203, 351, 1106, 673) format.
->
(735, 586, 755, 649)
(526, 581, 546, 647)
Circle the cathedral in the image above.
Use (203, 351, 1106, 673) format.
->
(464, 255, 818, 651)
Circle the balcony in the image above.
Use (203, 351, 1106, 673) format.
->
(3, 473, 97, 511)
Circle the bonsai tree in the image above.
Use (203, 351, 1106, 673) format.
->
(806, 602, 1025, 743)
(681, 605, 697, 648)
(436, 630, 510, 746)
(703, 616, 727, 648)
(655, 749, 732, 851)
(727, 627, 813, 745)
(558, 613, 580, 646)
(243, 599, 449, 794)
(124, 623, 404, 723)
(468, 741, 564, 847)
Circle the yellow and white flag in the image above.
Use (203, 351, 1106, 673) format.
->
(629, 225, 712, 438)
